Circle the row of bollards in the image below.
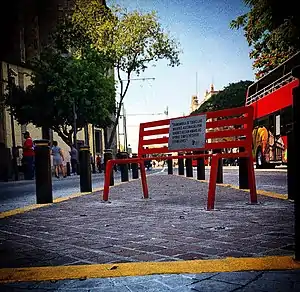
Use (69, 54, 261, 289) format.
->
(34, 140, 93, 204)
(167, 150, 249, 190)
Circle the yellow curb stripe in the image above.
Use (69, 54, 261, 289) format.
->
(0, 179, 132, 219)
(178, 175, 288, 200)
(0, 256, 299, 283)
(0, 190, 99, 219)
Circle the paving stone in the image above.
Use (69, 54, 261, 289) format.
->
(210, 271, 263, 285)
(242, 277, 295, 292)
(175, 252, 207, 260)
(191, 278, 242, 291)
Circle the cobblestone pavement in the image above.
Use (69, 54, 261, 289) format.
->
(1, 270, 300, 291)
(0, 175, 294, 269)
(0, 169, 160, 212)
(177, 166, 287, 194)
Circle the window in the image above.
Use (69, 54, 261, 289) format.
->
(280, 106, 293, 135)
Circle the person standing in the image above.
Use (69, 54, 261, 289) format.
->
(22, 131, 34, 180)
(51, 141, 66, 178)
(96, 154, 102, 173)
(69, 145, 78, 175)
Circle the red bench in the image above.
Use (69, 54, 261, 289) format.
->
(103, 106, 257, 210)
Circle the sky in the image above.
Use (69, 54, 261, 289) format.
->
(107, 0, 253, 152)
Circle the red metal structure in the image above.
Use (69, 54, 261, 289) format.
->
(246, 52, 300, 168)
(103, 106, 257, 210)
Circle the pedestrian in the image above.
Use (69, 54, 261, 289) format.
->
(96, 154, 102, 173)
(91, 154, 96, 173)
(101, 154, 104, 171)
(22, 131, 34, 180)
(69, 144, 78, 175)
(51, 141, 66, 178)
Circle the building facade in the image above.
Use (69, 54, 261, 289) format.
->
(189, 84, 220, 113)
(0, 0, 115, 179)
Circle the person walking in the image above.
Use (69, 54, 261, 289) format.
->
(22, 131, 34, 180)
(69, 145, 78, 175)
(51, 141, 66, 178)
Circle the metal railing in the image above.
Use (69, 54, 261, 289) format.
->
(246, 72, 296, 105)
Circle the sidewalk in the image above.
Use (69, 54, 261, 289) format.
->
(0, 174, 298, 290)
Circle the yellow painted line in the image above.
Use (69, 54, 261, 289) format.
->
(0, 256, 299, 283)
(0, 178, 133, 220)
(0, 188, 102, 219)
(228, 184, 288, 200)
(176, 175, 288, 200)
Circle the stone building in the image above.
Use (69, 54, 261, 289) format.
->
(0, 0, 115, 179)
(189, 84, 220, 114)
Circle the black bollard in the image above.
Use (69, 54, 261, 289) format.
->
(287, 131, 295, 200)
(131, 153, 139, 179)
(104, 149, 114, 186)
(120, 151, 129, 182)
(239, 145, 249, 189)
(178, 152, 184, 175)
(213, 149, 223, 183)
(194, 151, 205, 180)
(292, 65, 300, 260)
(66, 162, 71, 176)
(185, 152, 193, 177)
(91, 162, 96, 174)
(79, 145, 92, 192)
(34, 139, 53, 204)
(167, 154, 173, 174)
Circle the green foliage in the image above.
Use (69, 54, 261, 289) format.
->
(73, 0, 181, 147)
(5, 24, 116, 146)
(192, 81, 253, 114)
(231, 0, 299, 78)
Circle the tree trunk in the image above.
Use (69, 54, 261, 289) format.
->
(107, 100, 123, 149)
(42, 127, 50, 140)
(104, 127, 108, 149)
(55, 130, 72, 148)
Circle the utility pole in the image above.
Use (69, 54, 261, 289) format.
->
(7, 64, 19, 181)
(123, 103, 128, 152)
(73, 103, 77, 148)
(117, 77, 155, 152)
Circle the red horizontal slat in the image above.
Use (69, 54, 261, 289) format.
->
(206, 106, 253, 119)
(139, 140, 248, 155)
(206, 116, 250, 129)
(140, 119, 171, 129)
(141, 137, 169, 146)
(205, 140, 247, 150)
(142, 127, 170, 137)
(206, 128, 247, 139)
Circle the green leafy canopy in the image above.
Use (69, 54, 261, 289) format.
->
(5, 22, 116, 146)
(72, 0, 181, 147)
(230, 0, 299, 78)
(192, 80, 253, 114)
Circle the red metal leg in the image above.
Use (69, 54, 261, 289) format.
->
(139, 160, 149, 199)
(207, 155, 219, 210)
(247, 157, 257, 204)
(103, 161, 113, 201)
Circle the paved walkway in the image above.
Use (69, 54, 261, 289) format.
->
(0, 174, 298, 290)
(1, 270, 300, 291)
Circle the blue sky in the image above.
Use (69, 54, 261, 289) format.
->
(107, 0, 253, 152)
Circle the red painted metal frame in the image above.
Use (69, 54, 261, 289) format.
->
(103, 106, 257, 210)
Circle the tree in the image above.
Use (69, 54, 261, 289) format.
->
(5, 25, 116, 147)
(72, 0, 181, 148)
(230, 0, 300, 79)
(192, 80, 253, 114)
